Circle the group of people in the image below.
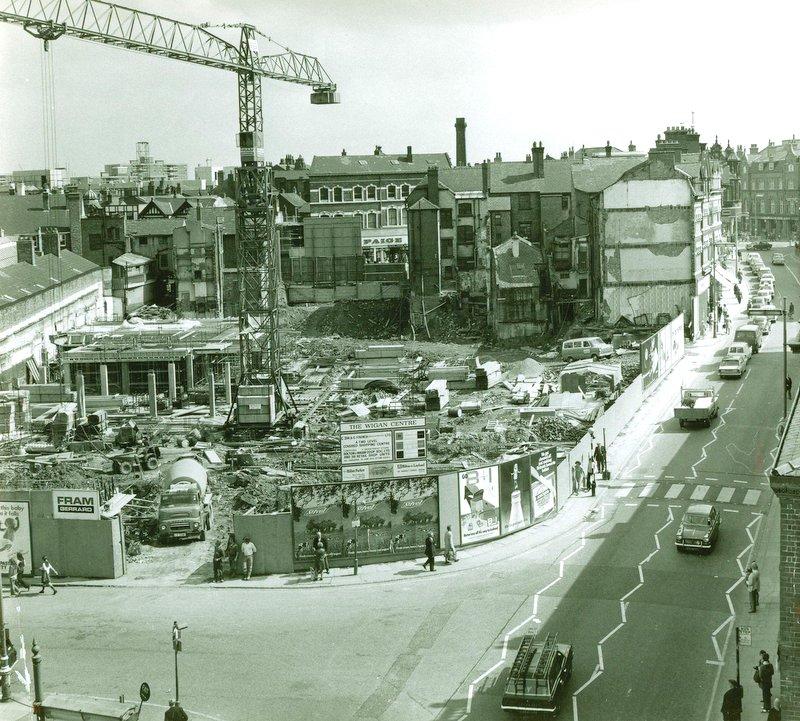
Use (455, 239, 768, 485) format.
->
(421, 526, 458, 572)
(211, 533, 257, 582)
(6, 552, 58, 596)
(721, 649, 779, 720)
(572, 441, 607, 497)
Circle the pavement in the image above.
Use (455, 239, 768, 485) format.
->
(0, 255, 787, 721)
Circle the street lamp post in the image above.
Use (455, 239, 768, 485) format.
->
(0, 570, 10, 702)
(784, 296, 789, 418)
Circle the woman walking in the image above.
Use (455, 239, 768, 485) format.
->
(38, 556, 58, 595)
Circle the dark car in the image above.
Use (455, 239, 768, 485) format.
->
(501, 633, 573, 714)
(746, 240, 773, 250)
(675, 503, 720, 553)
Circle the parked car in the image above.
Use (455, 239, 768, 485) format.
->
(726, 341, 752, 364)
(772, 252, 785, 265)
(734, 324, 763, 353)
(752, 315, 771, 335)
(719, 355, 746, 378)
(561, 337, 614, 362)
(747, 240, 773, 250)
(675, 504, 720, 553)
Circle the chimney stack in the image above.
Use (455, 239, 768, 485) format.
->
(605, 141, 612, 158)
(750, 143, 759, 156)
(374, 145, 382, 156)
(341, 148, 347, 156)
(406, 145, 413, 162)
(531, 142, 544, 179)
(41, 229, 61, 258)
(64, 185, 85, 256)
(494, 152, 502, 162)
(481, 160, 490, 196)
(16, 237, 36, 265)
(628, 141, 636, 152)
(455, 117, 467, 167)
(42, 186, 50, 211)
(427, 166, 439, 207)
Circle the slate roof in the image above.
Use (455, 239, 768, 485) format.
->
(0, 250, 99, 311)
(748, 143, 800, 164)
(549, 216, 590, 238)
(492, 235, 543, 288)
(112, 252, 151, 267)
(408, 197, 439, 211)
(571, 156, 647, 193)
(489, 159, 573, 194)
(309, 153, 452, 176)
(280, 192, 310, 209)
(438, 167, 483, 193)
(0, 194, 71, 235)
(126, 218, 186, 236)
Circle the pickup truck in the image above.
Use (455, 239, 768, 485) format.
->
(674, 387, 719, 428)
(718, 355, 746, 379)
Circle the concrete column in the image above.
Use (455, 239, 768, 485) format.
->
(120, 362, 130, 394)
(167, 362, 177, 402)
(147, 371, 158, 419)
(61, 362, 71, 390)
(223, 362, 232, 405)
(76, 372, 86, 419)
(208, 367, 217, 417)
(41, 348, 49, 384)
(99, 364, 110, 396)
(185, 353, 194, 389)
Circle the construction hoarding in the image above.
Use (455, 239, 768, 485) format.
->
(291, 476, 438, 569)
(340, 416, 427, 481)
(640, 313, 685, 392)
(0, 500, 31, 574)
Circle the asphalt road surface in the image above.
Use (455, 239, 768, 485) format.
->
(6, 251, 793, 721)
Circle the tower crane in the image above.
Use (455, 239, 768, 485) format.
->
(0, 0, 339, 425)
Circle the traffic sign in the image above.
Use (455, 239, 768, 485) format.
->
(738, 626, 752, 647)
(139, 683, 151, 702)
(747, 308, 783, 317)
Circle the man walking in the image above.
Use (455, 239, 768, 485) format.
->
(786, 377, 793, 400)
(755, 650, 775, 713)
(225, 533, 239, 578)
(15, 552, 29, 591)
(7, 554, 20, 596)
(212, 541, 224, 582)
(313, 531, 329, 574)
(38, 556, 57, 595)
(240, 536, 256, 580)
(572, 461, 584, 495)
(422, 531, 436, 571)
(444, 525, 458, 564)
(746, 563, 761, 612)
(721, 678, 743, 721)
(594, 442, 607, 474)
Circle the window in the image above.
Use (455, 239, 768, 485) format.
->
(89, 233, 102, 250)
(561, 194, 570, 211)
(333, 186, 343, 202)
(790, 164, 795, 173)
(790, 179, 795, 190)
(440, 208, 453, 229)
(401, 184, 410, 198)
(458, 201, 472, 217)
(387, 207, 399, 226)
(769, 162, 775, 170)
(333, 212, 344, 217)
(519, 221, 532, 238)
(354, 212, 364, 228)
(353, 186, 363, 201)
(367, 185, 377, 200)
(366, 213, 378, 229)
(319, 187, 330, 202)
(779, 179, 784, 190)
(387, 184, 397, 199)
(139, 237, 148, 246)
(517, 194, 531, 211)
(193, 269, 202, 280)
(457, 225, 474, 244)
(440, 240, 454, 258)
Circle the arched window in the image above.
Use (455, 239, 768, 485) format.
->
(354, 212, 364, 228)
(400, 184, 410, 198)
(333, 212, 344, 218)
(367, 185, 377, 200)
(367, 212, 378, 229)
(387, 184, 397, 199)
(353, 186, 363, 201)
(319, 187, 330, 202)
(333, 186, 343, 202)
(387, 207, 399, 226)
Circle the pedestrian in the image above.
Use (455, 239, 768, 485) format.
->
(721, 678, 743, 721)
(718, 303, 724, 320)
(746, 563, 760, 612)
(734, 284, 742, 304)
(7, 554, 20, 596)
(312, 541, 325, 581)
(590, 474, 596, 497)
(572, 461, 584, 495)
(212, 541, 224, 582)
(15, 552, 29, 591)
(444, 525, 458, 564)
(768, 698, 781, 721)
(593, 442, 607, 474)
(313, 530, 330, 574)
(724, 315, 731, 335)
(165, 700, 188, 721)
(786, 377, 793, 399)
(38, 556, 57, 595)
(422, 531, 436, 571)
(790, 302, 795, 319)
(754, 650, 775, 713)
(225, 532, 239, 578)
(240, 536, 256, 580)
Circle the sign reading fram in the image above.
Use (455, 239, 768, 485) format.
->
(52, 489, 101, 520)
(340, 416, 427, 481)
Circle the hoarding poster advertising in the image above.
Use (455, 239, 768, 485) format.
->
(640, 313, 685, 392)
(0, 500, 32, 574)
(458, 465, 500, 544)
(529, 447, 558, 520)
(291, 477, 438, 568)
(499, 458, 532, 534)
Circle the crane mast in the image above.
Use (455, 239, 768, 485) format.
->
(0, 0, 339, 426)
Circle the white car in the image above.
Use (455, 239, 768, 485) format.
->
(726, 341, 752, 364)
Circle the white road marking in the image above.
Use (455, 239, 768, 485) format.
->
(733, 479, 747, 485)
(615, 485, 634, 498)
(624, 502, 637, 507)
(646, 503, 659, 507)
(691, 485, 710, 500)
(665, 475, 675, 479)
(706, 477, 719, 481)
(743, 490, 761, 505)
(639, 482, 657, 498)
(665, 483, 685, 499)
(722, 508, 739, 514)
(716, 487, 735, 503)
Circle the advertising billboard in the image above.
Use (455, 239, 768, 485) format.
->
(291, 477, 438, 568)
(0, 501, 31, 574)
(52, 489, 101, 520)
(529, 447, 558, 520)
(458, 465, 500, 544)
(499, 458, 532, 534)
(640, 313, 685, 391)
(340, 417, 427, 481)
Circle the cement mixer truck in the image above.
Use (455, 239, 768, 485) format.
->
(157, 457, 212, 543)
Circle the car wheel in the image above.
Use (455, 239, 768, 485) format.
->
(200, 529, 206, 541)
(565, 356, 574, 363)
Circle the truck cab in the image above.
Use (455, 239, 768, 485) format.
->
(157, 458, 212, 543)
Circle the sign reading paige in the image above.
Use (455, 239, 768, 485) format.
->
(52, 489, 101, 520)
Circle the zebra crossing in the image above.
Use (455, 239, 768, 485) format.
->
(609, 479, 765, 506)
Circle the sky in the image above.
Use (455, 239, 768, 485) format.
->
(0, 0, 799, 176)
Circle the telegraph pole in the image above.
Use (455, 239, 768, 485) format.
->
(0, 570, 10, 702)
(784, 296, 789, 418)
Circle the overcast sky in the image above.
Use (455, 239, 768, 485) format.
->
(0, 0, 797, 176)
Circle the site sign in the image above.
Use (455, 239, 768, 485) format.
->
(52, 489, 101, 520)
(340, 416, 427, 481)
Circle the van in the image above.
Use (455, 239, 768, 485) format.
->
(561, 336, 614, 362)
(733, 324, 762, 353)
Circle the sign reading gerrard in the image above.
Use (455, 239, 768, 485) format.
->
(52, 489, 101, 521)
(340, 416, 427, 481)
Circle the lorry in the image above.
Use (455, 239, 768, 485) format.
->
(674, 387, 719, 428)
(733, 325, 762, 354)
(157, 458, 212, 543)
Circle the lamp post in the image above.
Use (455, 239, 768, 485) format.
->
(784, 296, 789, 418)
(0, 570, 10, 702)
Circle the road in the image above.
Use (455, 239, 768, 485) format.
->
(4, 252, 793, 721)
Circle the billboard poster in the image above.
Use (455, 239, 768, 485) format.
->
(529, 447, 558, 520)
(458, 465, 500, 544)
(291, 477, 438, 567)
(0, 501, 31, 574)
(499, 458, 532, 534)
(640, 313, 685, 391)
